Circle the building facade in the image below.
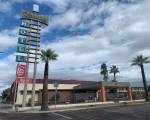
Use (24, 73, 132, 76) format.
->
(10, 79, 144, 106)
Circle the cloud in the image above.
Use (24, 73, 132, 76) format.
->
(0, 53, 16, 95)
(50, 9, 82, 30)
(0, 28, 18, 51)
(39, 0, 150, 82)
(34, 0, 70, 13)
(0, 0, 27, 13)
(0, 1, 12, 13)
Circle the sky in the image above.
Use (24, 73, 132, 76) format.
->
(0, 0, 150, 93)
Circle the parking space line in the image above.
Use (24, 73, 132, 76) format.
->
(51, 112, 72, 119)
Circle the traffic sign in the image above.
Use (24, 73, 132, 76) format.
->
(54, 83, 59, 88)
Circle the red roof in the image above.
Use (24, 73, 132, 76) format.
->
(36, 79, 96, 85)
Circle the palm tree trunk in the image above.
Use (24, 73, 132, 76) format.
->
(106, 72, 108, 81)
(140, 64, 149, 102)
(103, 74, 106, 81)
(41, 61, 49, 110)
(114, 73, 116, 81)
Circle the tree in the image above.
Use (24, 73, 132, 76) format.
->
(110, 65, 119, 82)
(148, 85, 150, 92)
(131, 55, 150, 102)
(100, 63, 108, 81)
(41, 49, 58, 110)
(1, 88, 10, 100)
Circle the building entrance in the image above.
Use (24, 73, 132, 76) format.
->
(74, 90, 97, 103)
(106, 88, 128, 101)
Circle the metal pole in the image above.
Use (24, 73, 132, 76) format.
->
(54, 87, 57, 109)
(31, 20, 40, 107)
(12, 56, 18, 110)
(13, 81, 17, 110)
(31, 62, 37, 107)
(22, 20, 32, 107)
(22, 62, 29, 107)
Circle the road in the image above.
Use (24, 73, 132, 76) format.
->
(0, 103, 13, 112)
(0, 103, 150, 120)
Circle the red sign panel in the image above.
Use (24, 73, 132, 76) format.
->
(16, 64, 27, 77)
(16, 78, 32, 84)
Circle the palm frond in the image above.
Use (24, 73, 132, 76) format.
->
(131, 55, 150, 66)
(41, 49, 58, 62)
(110, 65, 119, 73)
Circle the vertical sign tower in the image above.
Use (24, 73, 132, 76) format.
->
(16, 4, 48, 107)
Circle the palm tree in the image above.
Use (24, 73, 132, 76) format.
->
(110, 65, 119, 82)
(41, 49, 58, 110)
(100, 63, 108, 81)
(131, 55, 150, 102)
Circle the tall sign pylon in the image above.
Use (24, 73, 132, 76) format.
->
(15, 4, 48, 107)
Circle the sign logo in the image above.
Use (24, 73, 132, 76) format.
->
(16, 64, 27, 77)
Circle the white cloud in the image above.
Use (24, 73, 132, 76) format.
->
(39, 0, 150, 82)
(0, 1, 12, 13)
(0, 53, 16, 89)
(0, 0, 27, 13)
(0, 28, 18, 51)
(34, 0, 70, 13)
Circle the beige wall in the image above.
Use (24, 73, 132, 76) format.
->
(38, 90, 73, 104)
(16, 83, 79, 105)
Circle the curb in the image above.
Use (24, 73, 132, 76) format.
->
(0, 101, 149, 114)
(1, 101, 148, 114)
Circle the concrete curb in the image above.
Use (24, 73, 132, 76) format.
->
(17, 101, 114, 112)
(18, 100, 148, 113)
(0, 100, 148, 114)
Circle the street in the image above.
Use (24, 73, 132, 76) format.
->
(0, 103, 13, 113)
(0, 103, 150, 120)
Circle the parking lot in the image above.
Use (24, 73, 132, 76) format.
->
(0, 103, 150, 120)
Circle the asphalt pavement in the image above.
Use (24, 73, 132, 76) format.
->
(0, 103, 13, 113)
(0, 103, 150, 120)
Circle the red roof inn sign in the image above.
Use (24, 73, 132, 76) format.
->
(16, 64, 27, 77)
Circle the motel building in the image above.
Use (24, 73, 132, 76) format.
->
(9, 79, 144, 106)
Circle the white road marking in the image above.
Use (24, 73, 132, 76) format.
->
(51, 112, 72, 119)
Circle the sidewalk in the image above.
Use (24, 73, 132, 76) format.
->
(0, 99, 146, 113)
(17, 99, 145, 113)
(18, 101, 114, 112)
